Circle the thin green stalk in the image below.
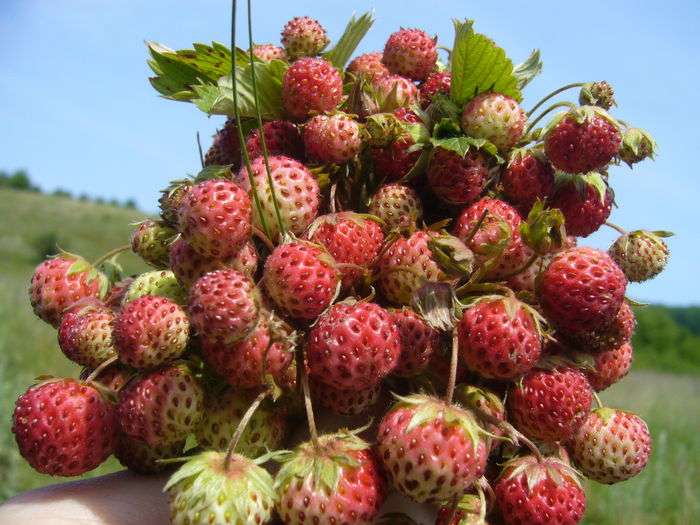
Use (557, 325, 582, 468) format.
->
(525, 101, 577, 135)
(196, 131, 204, 168)
(527, 82, 584, 117)
(224, 389, 269, 469)
(91, 244, 130, 267)
(605, 221, 628, 235)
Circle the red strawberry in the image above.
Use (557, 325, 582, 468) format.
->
(608, 229, 671, 282)
(539, 247, 627, 333)
(58, 302, 117, 368)
(275, 431, 386, 525)
(312, 381, 382, 416)
(204, 119, 242, 168)
(263, 241, 340, 320)
(550, 179, 613, 237)
(169, 238, 258, 288)
(382, 28, 437, 81)
(544, 110, 621, 173)
(114, 295, 190, 369)
(368, 183, 424, 233)
(176, 179, 252, 259)
(392, 308, 440, 376)
(568, 407, 651, 484)
(420, 71, 451, 108)
(586, 342, 633, 391)
(347, 51, 390, 79)
(508, 367, 593, 442)
(494, 454, 586, 525)
(281, 16, 329, 60)
(461, 93, 526, 152)
(29, 254, 106, 327)
(427, 148, 490, 206)
(371, 108, 422, 181)
(130, 219, 176, 269)
(244, 119, 304, 161)
(306, 212, 384, 289)
(502, 152, 555, 214)
(117, 362, 203, 446)
(457, 297, 542, 380)
(372, 74, 420, 112)
(115, 433, 185, 475)
(377, 394, 489, 503)
(251, 43, 287, 62)
(188, 269, 260, 343)
(307, 301, 400, 390)
(12, 379, 116, 476)
(303, 113, 362, 164)
(282, 57, 343, 120)
(565, 301, 635, 353)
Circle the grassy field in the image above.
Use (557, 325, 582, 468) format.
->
(0, 188, 698, 524)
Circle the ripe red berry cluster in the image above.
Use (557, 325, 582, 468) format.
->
(14, 11, 669, 525)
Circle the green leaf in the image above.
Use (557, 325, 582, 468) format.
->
(513, 49, 543, 89)
(431, 135, 502, 162)
(323, 11, 375, 70)
(450, 19, 521, 105)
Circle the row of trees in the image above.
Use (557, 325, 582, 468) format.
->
(634, 306, 700, 374)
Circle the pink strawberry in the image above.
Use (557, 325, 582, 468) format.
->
(539, 247, 627, 333)
(117, 362, 203, 446)
(550, 179, 613, 237)
(130, 219, 176, 269)
(303, 113, 362, 164)
(392, 308, 440, 376)
(372, 74, 420, 112)
(347, 52, 390, 79)
(307, 301, 400, 390)
(377, 394, 489, 503)
(420, 71, 451, 108)
(115, 433, 185, 475)
(282, 57, 343, 120)
(12, 378, 116, 476)
(244, 119, 304, 161)
(262, 241, 340, 320)
(461, 93, 526, 152)
(457, 297, 542, 380)
(204, 119, 242, 168)
(114, 295, 189, 369)
(382, 28, 437, 81)
(252, 43, 287, 62)
(29, 254, 106, 327)
(586, 342, 633, 391)
(281, 16, 329, 60)
(312, 381, 382, 416)
(58, 302, 117, 368)
(306, 212, 384, 289)
(368, 183, 424, 232)
(177, 179, 252, 259)
(188, 269, 260, 343)
(508, 366, 593, 442)
(502, 152, 554, 214)
(371, 108, 422, 181)
(169, 238, 258, 288)
(427, 148, 490, 205)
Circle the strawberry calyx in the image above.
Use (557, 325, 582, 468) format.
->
(499, 454, 583, 491)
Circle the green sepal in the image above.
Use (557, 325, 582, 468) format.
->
(554, 170, 610, 204)
(425, 93, 461, 123)
(578, 81, 616, 110)
(364, 113, 407, 147)
(193, 164, 234, 182)
(428, 234, 476, 277)
(520, 199, 567, 255)
(97, 255, 125, 288)
(619, 127, 657, 167)
(431, 136, 503, 163)
(513, 49, 543, 90)
(322, 12, 374, 70)
(499, 454, 582, 492)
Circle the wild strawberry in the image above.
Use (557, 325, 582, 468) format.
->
(177, 179, 252, 259)
(306, 212, 384, 289)
(263, 241, 340, 320)
(252, 43, 287, 62)
(201, 312, 295, 389)
(550, 179, 613, 237)
(377, 394, 489, 503)
(307, 302, 400, 390)
(122, 270, 187, 305)
(427, 148, 490, 206)
(420, 71, 451, 108)
(454, 385, 506, 451)
(196, 387, 287, 457)
(539, 247, 627, 333)
(304, 113, 362, 164)
(579, 81, 616, 109)
(377, 230, 447, 305)
(508, 367, 593, 442)
(618, 127, 657, 166)
(494, 454, 586, 525)
(347, 51, 390, 79)
(453, 197, 533, 280)
(312, 381, 382, 416)
(586, 341, 633, 391)
(158, 179, 193, 227)
(368, 183, 423, 233)
(244, 120, 304, 161)
(457, 297, 542, 380)
(371, 108, 422, 181)
(461, 93, 526, 152)
(12, 379, 116, 476)
(118, 362, 203, 446)
(188, 269, 260, 343)
(275, 431, 386, 525)
(608, 230, 670, 282)
(372, 74, 420, 112)
(281, 16, 329, 60)
(130, 219, 176, 269)
(392, 308, 440, 376)
(502, 152, 555, 214)
(114, 295, 190, 369)
(167, 451, 276, 525)
(204, 118, 242, 168)
(569, 407, 651, 484)
(29, 254, 106, 327)
(115, 433, 185, 475)
(282, 57, 343, 120)
(238, 155, 320, 241)
(382, 28, 437, 81)
(565, 302, 635, 353)
(544, 109, 621, 173)
(506, 255, 551, 293)
(169, 238, 258, 288)
(58, 302, 117, 368)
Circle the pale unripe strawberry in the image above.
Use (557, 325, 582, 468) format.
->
(368, 184, 423, 233)
(304, 113, 362, 164)
(115, 434, 185, 475)
(282, 57, 343, 120)
(347, 51, 390, 79)
(372, 74, 420, 112)
(312, 381, 381, 416)
(382, 28, 437, 81)
(122, 270, 187, 305)
(461, 93, 526, 152)
(169, 238, 258, 288)
(392, 308, 440, 376)
(130, 219, 176, 269)
(569, 407, 651, 484)
(281, 16, 329, 60)
(252, 43, 287, 62)
(58, 302, 117, 368)
(238, 155, 320, 241)
(609, 230, 670, 282)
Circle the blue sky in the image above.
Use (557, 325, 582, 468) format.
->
(1, 0, 698, 305)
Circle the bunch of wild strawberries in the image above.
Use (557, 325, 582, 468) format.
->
(14, 12, 670, 525)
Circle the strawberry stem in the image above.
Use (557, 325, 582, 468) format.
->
(604, 221, 628, 235)
(91, 244, 130, 268)
(525, 101, 577, 135)
(224, 389, 269, 469)
(252, 226, 275, 252)
(593, 391, 604, 409)
(445, 328, 459, 405)
(196, 131, 204, 168)
(84, 355, 118, 384)
(527, 82, 584, 117)
(299, 349, 320, 449)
